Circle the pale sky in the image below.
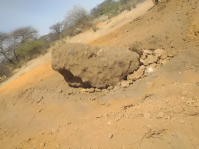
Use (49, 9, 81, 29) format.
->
(0, 0, 104, 36)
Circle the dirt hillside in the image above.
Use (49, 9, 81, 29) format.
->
(0, 0, 199, 148)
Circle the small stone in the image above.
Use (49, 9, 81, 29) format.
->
(88, 88, 95, 93)
(143, 50, 153, 55)
(194, 102, 199, 107)
(51, 128, 58, 134)
(102, 89, 109, 93)
(179, 120, 185, 124)
(160, 59, 168, 65)
(67, 122, 71, 125)
(55, 144, 60, 148)
(40, 143, 45, 148)
(127, 65, 145, 81)
(59, 89, 63, 93)
(154, 49, 165, 58)
(108, 133, 113, 139)
(156, 112, 164, 118)
(90, 96, 96, 101)
(95, 88, 102, 92)
(107, 86, 114, 90)
(81, 88, 95, 93)
(146, 67, 154, 73)
(67, 90, 73, 95)
(173, 106, 183, 113)
(113, 86, 120, 91)
(121, 81, 130, 88)
(144, 113, 151, 119)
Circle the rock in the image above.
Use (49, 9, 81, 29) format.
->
(81, 88, 95, 93)
(51, 128, 58, 134)
(179, 119, 185, 124)
(95, 88, 102, 92)
(173, 106, 183, 113)
(113, 86, 120, 91)
(67, 90, 73, 95)
(52, 43, 140, 88)
(107, 86, 114, 90)
(154, 49, 165, 58)
(143, 50, 153, 55)
(55, 145, 60, 148)
(194, 102, 199, 107)
(146, 67, 154, 73)
(157, 112, 164, 118)
(40, 143, 45, 148)
(160, 59, 168, 65)
(88, 88, 95, 93)
(102, 89, 109, 93)
(121, 81, 130, 88)
(59, 89, 63, 93)
(127, 65, 145, 81)
(142, 55, 158, 66)
(108, 133, 113, 139)
(147, 55, 158, 64)
(144, 113, 151, 119)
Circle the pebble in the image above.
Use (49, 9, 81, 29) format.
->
(95, 88, 102, 92)
(51, 128, 58, 134)
(144, 113, 151, 119)
(113, 86, 120, 91)
(173, 106, 183, 113)
(108, 133, 113, 139)
(40, 143, 45, 148)
(55, 144, 60, 148)
(194, 102, 199, 107)
(179, 119, 185, 124)
(107, 86, 114, 90)
(121, 81, 130, 88)
(157, 112, 164, 118)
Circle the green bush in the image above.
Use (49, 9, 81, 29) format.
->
(16, 40, 45, 59)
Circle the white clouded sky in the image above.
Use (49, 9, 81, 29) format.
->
(0, 0, 104, 36)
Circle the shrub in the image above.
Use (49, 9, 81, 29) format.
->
(64, 5, 90, 28)
(16, 40, 45, 59)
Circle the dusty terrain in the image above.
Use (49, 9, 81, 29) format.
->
(1, 0, 199, 149)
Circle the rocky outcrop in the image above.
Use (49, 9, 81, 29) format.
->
(51, 43, 140, 88)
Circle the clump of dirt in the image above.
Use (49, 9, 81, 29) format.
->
(51, 43, 139, 89)
(1, 0, 199, 148)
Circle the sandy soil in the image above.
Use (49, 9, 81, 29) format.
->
(1, 0, 199, 148)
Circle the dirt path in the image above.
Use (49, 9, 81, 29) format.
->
(1, 0, 199, 148)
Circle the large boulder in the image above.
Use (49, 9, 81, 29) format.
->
(51, 43, 140, 88)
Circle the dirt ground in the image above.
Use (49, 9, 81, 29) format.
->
(1, 0, 199, 148)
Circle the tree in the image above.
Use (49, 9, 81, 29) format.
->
(0, 32, 16, 64)
(9, 26, 38, 62)
(16, 40, 45, 60)
(49, 21, 65, 35)
(64, 5, 89, 27)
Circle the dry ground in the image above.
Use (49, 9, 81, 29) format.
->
(0, 0, 199, 149)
